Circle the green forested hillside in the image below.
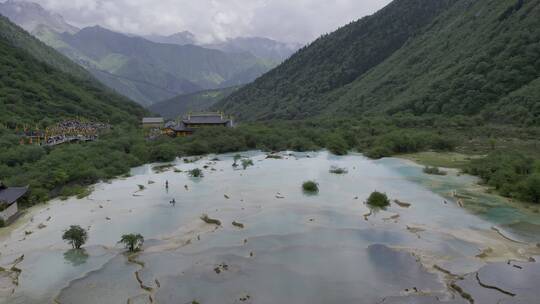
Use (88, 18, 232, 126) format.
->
(0, 15, 148, 124)
(0, 16, 88, 79)
(216, 0, 540, 126)
(0, 17, 149, 204)
(215, 0, 458, 120)
(329, 0, 540, 125)
(149, 86, 240, 119)
(0, 32, 146, 126)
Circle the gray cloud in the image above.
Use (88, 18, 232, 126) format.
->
(25, 0, 392, 43)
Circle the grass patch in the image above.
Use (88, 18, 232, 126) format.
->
(200, 214, 221, 226)
(399, 152, 479, 169)
(329, 166, 348, 174)
(60, 185, 92, 200)
(152, 164, 174, 173)
(423, 166, 447, 176)
(232, 221, 245, 228)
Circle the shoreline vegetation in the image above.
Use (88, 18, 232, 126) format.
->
(1, 116, 539, 217)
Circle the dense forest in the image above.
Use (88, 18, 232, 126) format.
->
(329, 0, 540, 125)
(215, 0, 540, 126)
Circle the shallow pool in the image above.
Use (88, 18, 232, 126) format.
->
(0, 151, 538, 303)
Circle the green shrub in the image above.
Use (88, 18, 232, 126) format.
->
(326, 134, 348, 155)
(232, 154, 242, 167)
(287, 137, 317, 152)
(366, 191, 390, 208)
(188, 168, 204, 178)
(518, 174, 540, 204)
(182, 140, 210, 156)
(365, 145, 393, 159)
(465, 151, 539, 202)
(60, 185, 91, 200)
(302, 181, 319, 193)
(241, 159, 254, 170)
(423, 166, 447, 175)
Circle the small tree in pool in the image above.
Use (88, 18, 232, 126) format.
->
(302, 181, 319, 193)
(62, 225, 88, 249)
(188, 168, 204, 178)
(233, 154, 242, 167)
(119, 233, 144, 252)
(241, 159, 254, 170)
(366, 191, 390, 208)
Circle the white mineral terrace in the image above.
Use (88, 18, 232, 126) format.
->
(0, 151, 538, 304)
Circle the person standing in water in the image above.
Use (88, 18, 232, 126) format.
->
(171, 198, 176, 207)
(165, 180, 169, 189)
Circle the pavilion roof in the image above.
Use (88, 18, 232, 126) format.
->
(0, 186, 28, 205)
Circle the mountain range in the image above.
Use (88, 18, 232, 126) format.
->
(0, 15, 145, 126)
(2, 0, 537, 126)
(215, 0, 540, 126)
(0, 0, 300, 107)
(144, 31, 197, 46)
(146, 32, 300, 65)
(0, 0, 77, 34)
(39, 25, 273, 106)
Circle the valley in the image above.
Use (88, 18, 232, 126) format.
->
(0, 0, 300, 107)
(0, 0, 539, 303)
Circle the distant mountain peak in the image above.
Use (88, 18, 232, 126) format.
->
(0, 0, 78, 34)
(204, 36, 301, 63)
(144, 31, 197, 46)
(79, 24, 112, 34)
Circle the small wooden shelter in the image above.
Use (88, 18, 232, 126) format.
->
(0, 182, 28, 223)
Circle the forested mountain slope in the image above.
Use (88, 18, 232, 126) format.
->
(0, 15, 88, 80)
(329, 0, 540, 125)
(36, 25, 273, 106)
(216, 0, 539, 126)
(0, 17, 146, 126)
(149, 86, 239, 119)
(215, 0, 458, 120)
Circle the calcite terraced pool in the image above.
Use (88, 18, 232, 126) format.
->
(0, 151, 539, 304)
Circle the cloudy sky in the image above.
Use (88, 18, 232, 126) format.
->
(26, 0, 392, 43)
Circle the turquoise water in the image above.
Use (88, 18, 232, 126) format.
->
(0, 151, 538, 304)
(385, 158, 540, 241)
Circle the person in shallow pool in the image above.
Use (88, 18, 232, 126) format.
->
(165, 180, 169, 189)
(170, 198, 176, 207)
